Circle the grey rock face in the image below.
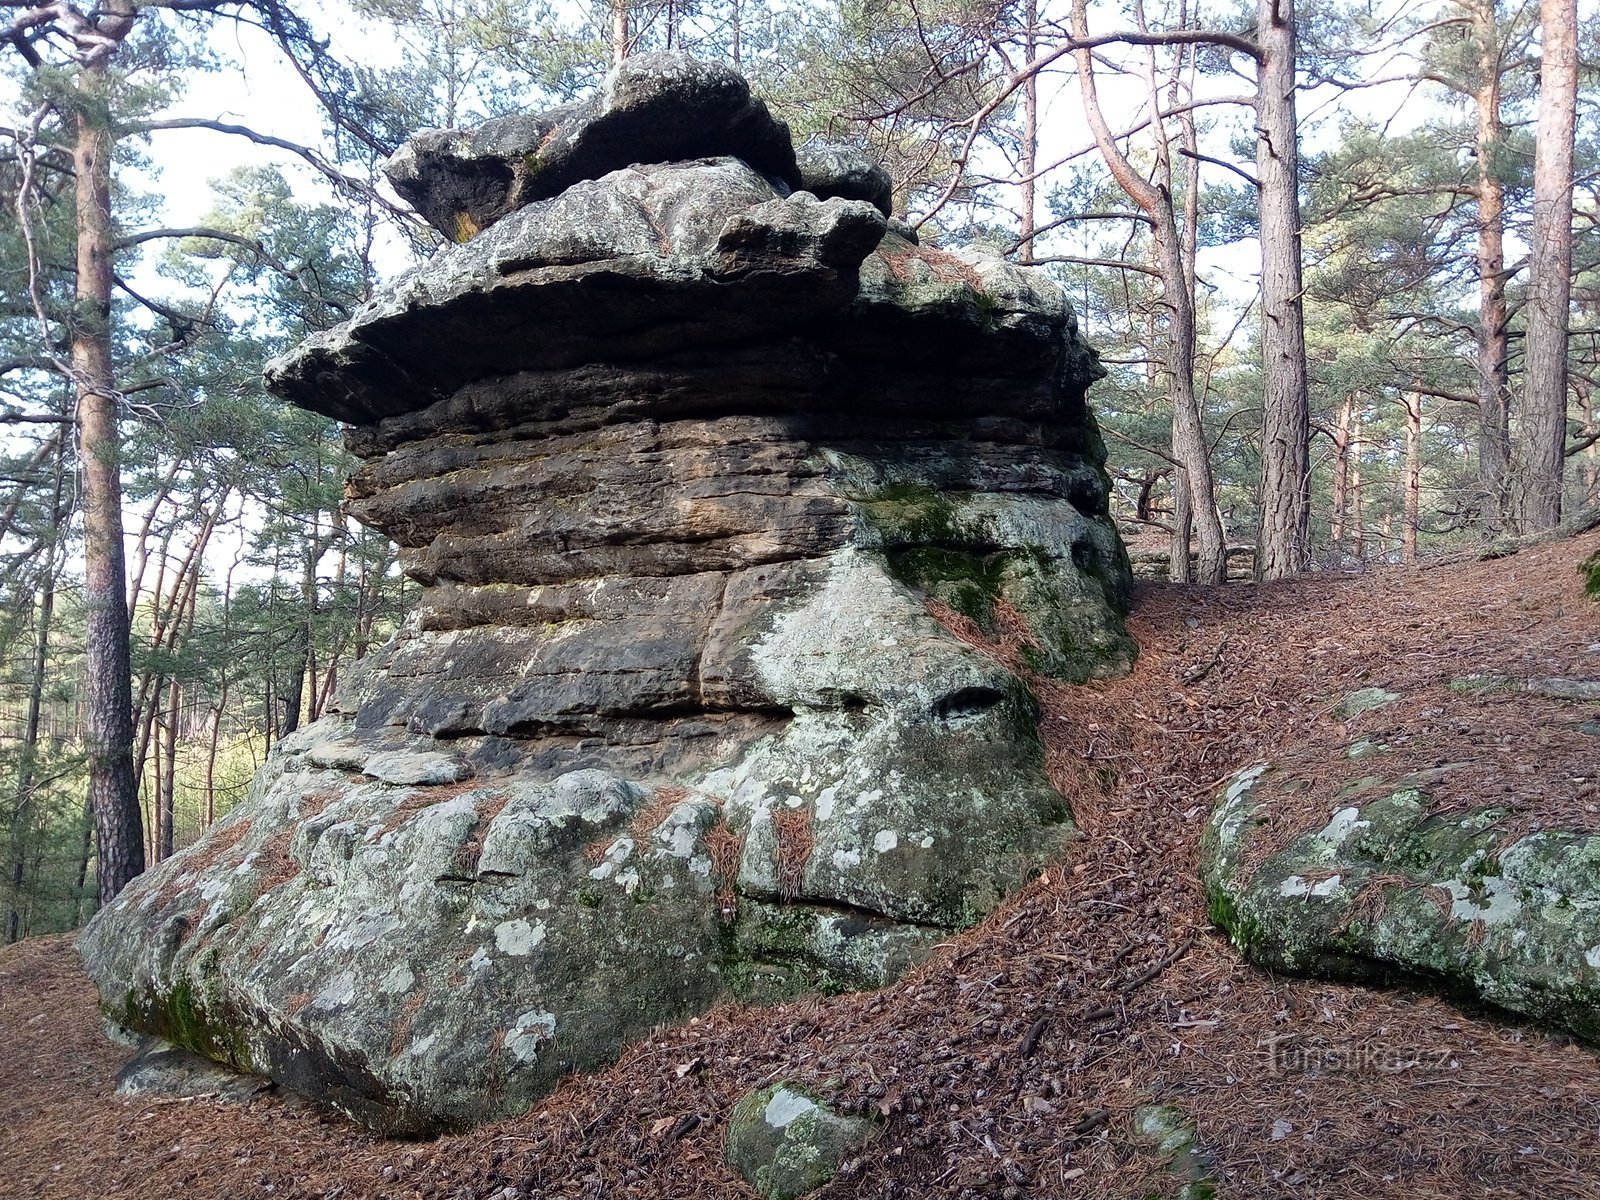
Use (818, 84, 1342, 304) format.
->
(1203, 762, 1600, 1042)
(83, 60, 1135, 1135)
(795, 138, 894, 217)
(116, 1038, 272, 1103)
(385, 52, 801, 240)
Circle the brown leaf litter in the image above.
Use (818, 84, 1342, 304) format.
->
(3, 528, 1599, 1200)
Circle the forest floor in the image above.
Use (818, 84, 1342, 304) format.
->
(5, 526, 1600, 1200)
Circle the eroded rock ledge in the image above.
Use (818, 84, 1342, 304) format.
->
(80, 53, 1134, 1134)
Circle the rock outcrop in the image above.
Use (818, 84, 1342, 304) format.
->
(1203, 684, 1600, 1042)
(80, 55, 1134, 1134)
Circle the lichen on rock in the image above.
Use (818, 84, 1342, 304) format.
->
(79, 53, 1133, 1133)
(727, 1082, 877, 1200)
(1202, 761, 1600, 1042)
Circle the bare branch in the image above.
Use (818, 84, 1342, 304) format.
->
(127, 117, 421, 228)
(1104, 425, 1182, 467)
(1026, 253, 1162, 276)
(1177, 146, 1259, 189)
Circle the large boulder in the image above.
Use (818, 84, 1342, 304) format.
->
(1203, 754, 1600, 1042)
(384, 52, 802, 241)
(727, 1082, 877, 1200)
(80, 59, 1134, 1134)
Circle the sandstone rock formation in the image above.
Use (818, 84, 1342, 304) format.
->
(1203, 685, 1600, 1042)
(80, 53, 1134, 1134)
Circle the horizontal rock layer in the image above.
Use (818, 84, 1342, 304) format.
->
(83, 94, 1135, 1135)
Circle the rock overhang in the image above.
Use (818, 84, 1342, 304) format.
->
(83, 52, 1136, 1135)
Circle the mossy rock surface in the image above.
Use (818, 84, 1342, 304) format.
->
(85, 55, 1138, 1138)
(727, 1082, 876, 1200)
(1131, 1104, 1217, 1200)
(1202, 763, 1600, 1041)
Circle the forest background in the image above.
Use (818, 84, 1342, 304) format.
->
(0, 0, 1595, 940)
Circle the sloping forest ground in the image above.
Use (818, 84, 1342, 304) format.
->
(5, 527, 1600, 1200)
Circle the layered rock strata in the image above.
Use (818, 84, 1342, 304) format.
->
(81, 54, 1135, 1134)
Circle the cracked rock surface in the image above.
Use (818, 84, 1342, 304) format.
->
(80, 55, 1134, 1133)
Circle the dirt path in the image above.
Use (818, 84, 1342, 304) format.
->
(5, 531, 1599, 1200)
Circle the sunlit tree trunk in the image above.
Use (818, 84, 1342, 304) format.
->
(74, 45, 144, 903)
(611, 1, 631, 64)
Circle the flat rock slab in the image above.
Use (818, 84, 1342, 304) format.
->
(115, 1038, 271, 1103)
(1203, 762, 1600, 1041)
(386, 51, 802, 240)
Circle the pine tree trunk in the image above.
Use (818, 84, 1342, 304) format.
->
(73, 796, 93, 924)
(74, 60, 144, 904)
(1516, 0, 1578, 530)
(1169, 466, 1193, 583)
(1155, 215, 1227, 584)
(159, 678, 180, 859)
(1580, 381, 1599, 503)
(1350, 408, 1365, 558)
(6, 453, 63, 943)
(1469, 0, 1512, 528)
(1402, 392, 1422, 563)
(1331, 395, 1353, 550)
(1254, 0, 1311, 579)
(1018, 0, 1038, 265)
(1071, 0, 1226, 583)
(610, 2, 630, 64)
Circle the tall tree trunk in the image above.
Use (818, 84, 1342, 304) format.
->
(1072, 0, 1226, 584)
(1350, 406, 1365, 558)
(6, 448, 64, 943)
(74, 53, 144, 904)
(1468, 0, 1512, 529)
(1331, 394, 1353, 549)
(1401, 392, 1422, 563)
(1516, 0, 1578, 530)
(1580, 381, 1599, 504)
(73, 796, 94, 925)
(1169, 468, 1193, 582)
(610, 2, 630, 65)
(147, 724, 163, 864)
(159, 677, 181, 860)
(1254, 0, 1311, 579)
(1018, 0, 1038, 264)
